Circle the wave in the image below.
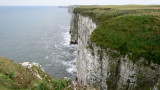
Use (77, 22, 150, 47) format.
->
(41, 25, 77, 78)
(60, 26, 70, 46)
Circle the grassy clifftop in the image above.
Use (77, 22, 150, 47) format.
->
(74, 5, 160, 64)
(0, 57, 72, 90)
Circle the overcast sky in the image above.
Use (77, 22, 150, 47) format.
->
(0, 0, 160, 6)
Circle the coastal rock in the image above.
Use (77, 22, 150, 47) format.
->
(70, 13, 79, 44)
(21, 62, 43, 80)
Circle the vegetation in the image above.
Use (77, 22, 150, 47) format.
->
(74, 5, 160, 64)
(0, 57, 72, 90)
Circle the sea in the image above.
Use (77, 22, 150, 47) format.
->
(0, 6, 77, 80)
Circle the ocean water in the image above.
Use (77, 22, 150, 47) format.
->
(0, 6, 77, 79)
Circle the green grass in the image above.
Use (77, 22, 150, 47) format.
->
(52, 79, 71, 90)
(74, 5, 160, 64)
(0, 57, 72, 89)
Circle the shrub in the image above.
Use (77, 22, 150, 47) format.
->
(52, 79, 70, 90)
(36, 81, 50, 90)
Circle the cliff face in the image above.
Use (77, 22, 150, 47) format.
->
(68, 6, 78, 13)
(70, 14, 78, 44)
(70, 13, 160, 90)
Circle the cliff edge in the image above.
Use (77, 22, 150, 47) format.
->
(70, 5, 160, 90)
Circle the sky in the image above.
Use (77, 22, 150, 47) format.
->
(0, 0, 160, 6)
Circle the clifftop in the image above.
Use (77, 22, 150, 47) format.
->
(0, 57, 72, 90)
(73, 5, 160, 64)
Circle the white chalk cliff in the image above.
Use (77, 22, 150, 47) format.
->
(70, 11, 160, 90)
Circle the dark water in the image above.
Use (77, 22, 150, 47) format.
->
(0, 6, 77, 79)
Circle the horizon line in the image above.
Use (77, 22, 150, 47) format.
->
(0, 4, 159, 7)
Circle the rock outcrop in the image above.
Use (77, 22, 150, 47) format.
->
(70, 13, 160, 90)
(70, 14, 79, 44)
(68, 5, 79, 13)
